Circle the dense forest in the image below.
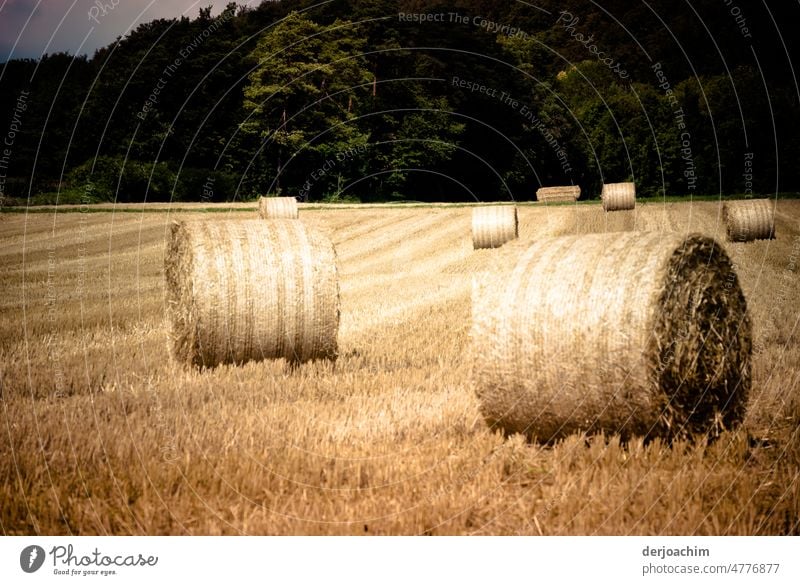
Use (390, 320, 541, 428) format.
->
(1, 0, 798, 204)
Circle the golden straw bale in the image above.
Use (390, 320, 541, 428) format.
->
(471, 232, 751, 442)
(601, 182, 636, 211)
(723, 199, 775, 242)
(536, 185, 581, 203)
(165, 220, 339, 368)
(472, 206, 519, 249)
(259, 196, 299, 219)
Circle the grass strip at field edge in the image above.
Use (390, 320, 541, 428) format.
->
(2, 192, 799, 214)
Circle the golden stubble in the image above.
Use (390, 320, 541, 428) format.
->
(0, 201, 798, 535)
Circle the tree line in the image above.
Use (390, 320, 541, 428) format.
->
(1, 0, 798, 204)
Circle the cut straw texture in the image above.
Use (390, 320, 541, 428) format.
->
(723, 199, 776, 242)
(471, 232, 751, 442)
(165, 220, 339, 368)
(536, 185, 581, 203)
(601, 182, 636, 211)
(259, 196, 299, 219)
(472, 206, 519, 249)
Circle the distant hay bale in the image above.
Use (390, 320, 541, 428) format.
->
(165, 220, 339, 368)
(471, 232, 751, 442)
(601, 182, 636, 211)
(536, 185, 581, 203)
(259, 196, 299, 219)
(472, 206, 519, 249)
(723, 199, 775, 242)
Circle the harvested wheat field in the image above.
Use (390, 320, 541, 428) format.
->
(1, 200, 799, 535)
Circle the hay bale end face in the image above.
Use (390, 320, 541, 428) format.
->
(472, 206, 519, 249)
(165, 220, 339, 368)
(471, 232, 751, 442)
(724, 199, 775, 242)
(536, 185, 581, 203)
(601, 182, 636, 211)
(259, 196, 299, 219)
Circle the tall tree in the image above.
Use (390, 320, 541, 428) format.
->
(241, 12, 373, 199)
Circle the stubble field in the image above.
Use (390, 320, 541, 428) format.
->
(1, 200, 799, 535)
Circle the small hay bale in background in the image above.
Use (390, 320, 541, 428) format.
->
(165, 219, 339, 368)
(536, 185, 581, 203)
(601, 182, 636, 211)
(259, 196, 299, 219)
(471, 231, 751, 442)
(723, 198, 775, 242)
(472, 205, 519, 249)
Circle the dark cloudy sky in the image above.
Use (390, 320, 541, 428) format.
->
(0, 0, 254, 60)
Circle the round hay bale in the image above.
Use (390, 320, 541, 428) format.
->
(601, 182, 636, 211)
(472, 206, 519, 249)
(723, 199, 775, 242)
(259, 196, 299, 219)
(471, 231, 751, 442)
(536, 185, 581, 203)
(165, 219, 339, 368)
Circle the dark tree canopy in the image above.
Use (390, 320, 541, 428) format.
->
(1, 0, 798, 204)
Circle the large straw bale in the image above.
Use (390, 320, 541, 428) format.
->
(471, 232, 751, 442)
(165, 220, 339, 368)
(472, 206, 519, 249)
(601, 182, 636, 211)
(259, 196, 299, 219)
(723, 199, 775, 242)
(536, 185, 581, 203)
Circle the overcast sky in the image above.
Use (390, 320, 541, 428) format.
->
(0, 0, 255, 60)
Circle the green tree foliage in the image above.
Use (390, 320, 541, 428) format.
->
(1, 0, 798, 203)
(67, 156, 176, 202)
(241, 12, 373, 199)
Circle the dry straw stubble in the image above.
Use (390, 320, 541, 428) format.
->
(472, 205, 519, 249)
(259, 196, 299, 219)
(602, 182, 636, 211)
(723, 198, 776, 242)
(471, 231, 751, 442)
(165, 219, 339, 368)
